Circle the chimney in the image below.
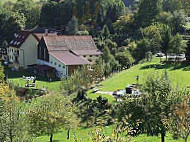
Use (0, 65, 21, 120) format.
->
(45, 29, 48, 36)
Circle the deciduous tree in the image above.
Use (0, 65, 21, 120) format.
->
(27, 94, 79, 142)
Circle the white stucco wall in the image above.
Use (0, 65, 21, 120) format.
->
(37, 54, 67, 78)
(8, 34, 38, 69)
(19, 34, 38, 68)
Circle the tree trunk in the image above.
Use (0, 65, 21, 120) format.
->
(67, 129, 70, 139)
(50, 133, 53, 142)
(86, 118, 89, 127)
(185, 132, 190, 142)
(10, 129, 13, 142)
(161, 132, 165, 142)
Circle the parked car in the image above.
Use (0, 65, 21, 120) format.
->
(156, 52, 165, 57)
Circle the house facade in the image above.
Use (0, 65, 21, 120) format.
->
(8, 31, 40, 70)
(37, 35, 102, 78)
(8, 30, 102, 78)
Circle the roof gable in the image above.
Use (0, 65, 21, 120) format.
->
(9, 30, 40, 48)
(9, 31, 31, 48)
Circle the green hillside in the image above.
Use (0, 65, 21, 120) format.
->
(100, 57, 190, 91)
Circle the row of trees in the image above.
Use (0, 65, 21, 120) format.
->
(0, 88, 78, 142)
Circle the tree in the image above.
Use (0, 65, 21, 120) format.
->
(101, 24, 110, 39)
(145, 51, 153, 61)
(178, 0, 190, 13)
(13, 0, 40, 29)
(66, 16, 79, 35)
(140, 72, 175, 142)
(171, 10, 187, 34)
(27, 94, 79, 142)
(141, 25, 162, 53)
(106, 0, 125, 22)
(162, 0, 181, 12)
(185, 40, 190, 61)
(170, 33, 186, 61)
(0, 90, 32, 142)
(156, 11, 173, 26)
(117, 72, 178, 142)
(74, 95, 112, 128)
(113, 14, 136, 46)
(159, 24, 172, 60)
(115, 51, 134, 69)
(172, 96, 190, 142)
(0, 11, 24, 44)
(101, 46, 118, 76)
(61, 65, 103, 95)
(136, 0, 162, 27)
(39, 1, 59, 27)
(132, 38, 150, 62)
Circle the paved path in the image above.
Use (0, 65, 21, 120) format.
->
(96, 91, 113, 96)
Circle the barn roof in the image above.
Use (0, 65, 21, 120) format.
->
(43, 35, 97, 51)
(49, 51, 91, 65)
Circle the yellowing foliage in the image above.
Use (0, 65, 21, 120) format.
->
(0, 83, 9, 95)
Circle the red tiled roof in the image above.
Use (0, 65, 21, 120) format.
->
(49, 51, 91, 65)
(71, 50, 102, 56)
(43, 35, 98, 51)
(9, 30, 31, 48)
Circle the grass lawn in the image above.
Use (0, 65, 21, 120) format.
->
(87, 90, 115, 103)
(36, 125, 189, 142)
(100, 57, 190, 91)
(4, 65, 61, 92)
(35, 126, 113, 142)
